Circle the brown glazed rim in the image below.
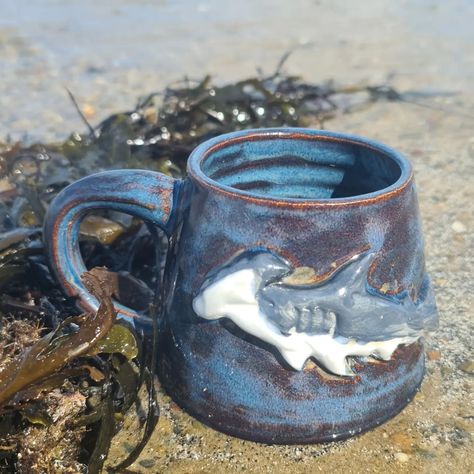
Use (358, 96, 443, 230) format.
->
(187, 128, 414, 208)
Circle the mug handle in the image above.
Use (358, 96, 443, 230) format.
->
(43, 169, 180, 324)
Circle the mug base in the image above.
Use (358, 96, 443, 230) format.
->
(157, 330, 425, 444)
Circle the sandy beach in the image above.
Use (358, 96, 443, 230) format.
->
(1, 1, 473, 472)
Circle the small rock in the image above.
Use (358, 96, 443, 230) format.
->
(427, 350, 441, 361)
(454, 420, 472, 433)
(451, 221, 466, 233)
(143, 106, 158, 124)
(79, 215, 125, 245)
(459, 360, 474, 374)
(82, 104, 96, 120)
(139, 458, 156, 468)
(390, 432, 413, 453)
(394, 452, 410, 463)
(122, 442, 135, 453)
(414, 391, 425, 401)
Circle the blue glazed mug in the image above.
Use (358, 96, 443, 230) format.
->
(44, 128, 437, 443)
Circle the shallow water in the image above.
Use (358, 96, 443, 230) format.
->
(1, 0, 474, 142)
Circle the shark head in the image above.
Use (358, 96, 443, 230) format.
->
(193, 249, 291, 320)
(192, 267, 260, 320)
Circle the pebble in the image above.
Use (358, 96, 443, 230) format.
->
(390, 432, 413, 453)
(451, 221, 467, 233)
(454, 420, 472, 433)
(79, 215, 125, 245)
(427, 350, 441, 361)
(138, 459, 156, 468)
(459, 360, 474, 374)
(82, 104, 96, 120)
(414, 391, 425, 401)
(122, 442, 135, 453)
(394, 452, 410, 463)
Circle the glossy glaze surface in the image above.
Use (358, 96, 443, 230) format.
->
(45, 128, 438, 443)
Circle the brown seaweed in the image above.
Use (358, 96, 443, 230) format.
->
(0, 269, 116, 409)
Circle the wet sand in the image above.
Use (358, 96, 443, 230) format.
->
(1, 1, 473, 472)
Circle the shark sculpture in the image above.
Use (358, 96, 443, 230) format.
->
(192, 250, 438, 376)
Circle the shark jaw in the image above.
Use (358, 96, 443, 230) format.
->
(192, 267, 418, 377)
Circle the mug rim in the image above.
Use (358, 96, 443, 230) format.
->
(187, 128, 413, 207)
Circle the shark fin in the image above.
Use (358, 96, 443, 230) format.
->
(280, 347, 311, 371)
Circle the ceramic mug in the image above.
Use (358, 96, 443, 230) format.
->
(44, 128, 438, 443)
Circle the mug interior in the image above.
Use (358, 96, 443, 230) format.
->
(196, 131, 404, 200)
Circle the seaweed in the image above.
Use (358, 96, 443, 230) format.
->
(0, 267, 150, 472)
(0, 269, 116, 409)
(0, 63, 452, 470)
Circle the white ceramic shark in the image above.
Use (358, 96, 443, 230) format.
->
(193, 251, 436, 376)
